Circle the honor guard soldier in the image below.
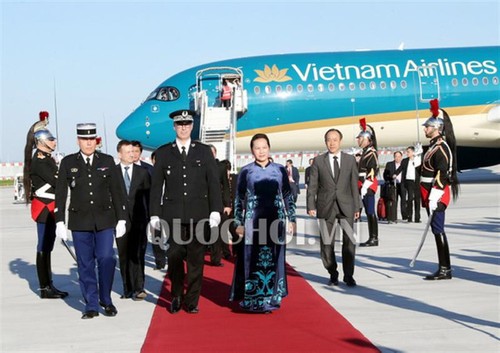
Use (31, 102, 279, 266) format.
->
(23, 111, 68, 299)
(420, 99, 459, 280)
(55, 123, 127, 319)
(356, 118, 380, 247)
(149, 109, 222, 314)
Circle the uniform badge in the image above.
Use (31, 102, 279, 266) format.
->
(70, 180, 76, 188)
(71, 168, 78, 173)
(97, 167, 108, 171)
(167, 170, 171, 175)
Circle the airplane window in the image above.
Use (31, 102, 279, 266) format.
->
(156, 87, 180, 101)
(276, 85, 282, 93)
(462, 78, 468, 86)
(390, 81, 397, 89)
(472, 78, 479, 86)
(493, 77, 499, 85)
(328, 83, 335, 91)
(400, 80, 407, 89)
(286, 84, 293, 93)
(254, 86, 261, 95)
(297, 84, 303, 92)
(307, 84, 314, 92)
(339, 83, 345, 91)
(380, 81, 387, 89)
(349, 82, 355, 91)
(145, 89, 159, 101)
(265, 85, 271, 94)
(369, 82, 376, 90)
(452, 78, 458, 87)
(359, 82, 366, 90)
(482, 77, 489, 85)
(317, 83, 324, 92)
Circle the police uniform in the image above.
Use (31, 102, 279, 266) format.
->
(149, 110, 222, 313)
(55, 123, 126, 318)
(357, 124, 379, 247)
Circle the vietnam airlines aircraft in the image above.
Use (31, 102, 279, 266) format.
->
(116, 46, 500, 170)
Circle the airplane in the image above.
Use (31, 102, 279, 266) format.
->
(116, 46, 500, 170)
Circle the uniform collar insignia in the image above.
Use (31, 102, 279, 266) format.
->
(70, 168, 78, 172)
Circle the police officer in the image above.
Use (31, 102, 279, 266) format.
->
(23, 111, 68, 299)
(420, 99, 459, 280)
(356, 118, 380, 247)
(149, 110, 222, 314)
(55, 123, 127, 319)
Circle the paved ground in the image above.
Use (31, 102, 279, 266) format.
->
(1, 165, 498, 353)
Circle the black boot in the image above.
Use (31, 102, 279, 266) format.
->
(36, 252, 65, 299)
(424, 233, 452, 280)
(46, 252, 69, 298)
(360, 214, 379, 247)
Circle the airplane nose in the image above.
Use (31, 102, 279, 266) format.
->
(116, 112, 141, 141)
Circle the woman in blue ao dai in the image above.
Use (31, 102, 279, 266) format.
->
(229, 133, 296, 313)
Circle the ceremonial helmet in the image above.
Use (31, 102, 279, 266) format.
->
(34, 129, 55, 142)
(422, 99, 444, 132)
(356, 117, 373, 140)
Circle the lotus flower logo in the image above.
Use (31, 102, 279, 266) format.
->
(254, 64, 292, 83)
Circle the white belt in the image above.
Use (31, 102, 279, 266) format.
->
(420, 177, 435, 183)
(34, 183, 55, 200)
(358, 172, 366, 177)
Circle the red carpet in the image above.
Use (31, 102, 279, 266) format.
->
(141, 257, 379, 353)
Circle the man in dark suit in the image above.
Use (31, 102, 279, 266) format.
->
(383, 151, 407, 223)
(286, 159, 300, 202)
(131, 140, 154, 175)
(307, 128, 360, 287)
(115, 140, 151, 301)
(208, 145, 231, 266)
(149, 150, 167, 270)
(400, 145, 422, 223)
(149, 110, 222, 314)
(55, 123, 127, 319)
(304, 158, 314, 189)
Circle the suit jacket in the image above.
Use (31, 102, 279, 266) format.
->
(397, 157, 421, 183)
(149, 141, 223, 223)
(139, 160, 154, 176)
(383, 160, 402, 184)
(55, 151, 126, 231)
(116, 164, 151, 227)
(307, 152, 360, 221)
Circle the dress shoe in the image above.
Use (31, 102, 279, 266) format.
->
(133, 290, 147, 301)
(424, 267, 452, 280)
(170, 296, 182, 314)
(154, 263, 166, 270)
(81, 310, 99, 319)
(40, 286, 64, 299)
(99, 302, 118, 317)
(359, 238, 379, 247)
(185, 306, 199, 314)
(328, 276, 339, 286)
(343, 276, 357, 287)
(50, 283, 69, 298)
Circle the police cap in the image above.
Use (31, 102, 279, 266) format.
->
(169, 110, 195, 124)
(77, 123, 97, 138)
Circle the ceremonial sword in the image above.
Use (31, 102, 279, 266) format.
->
(60, 239, 77, 262)
(409, 211, 433, 267)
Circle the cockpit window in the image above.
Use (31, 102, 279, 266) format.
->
(156, 87, 180, 101)
(146, 86, 180, 102)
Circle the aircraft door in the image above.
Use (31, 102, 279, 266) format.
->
(199, 75, 221, 107)
(418, 65, 440, 102)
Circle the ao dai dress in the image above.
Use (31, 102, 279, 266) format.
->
(229, 161, 296, 312)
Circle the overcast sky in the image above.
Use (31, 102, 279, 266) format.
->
(1, 0, 499, 162)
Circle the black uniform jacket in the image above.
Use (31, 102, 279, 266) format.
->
(30, 149, 57, 222)
(55, 151, 126, 231)
(115, 163, 151, 228)
(149, 141, 222, 224)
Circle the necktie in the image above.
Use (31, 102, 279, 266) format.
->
(124, 166, 131, 194)
(333, 156, 340, 183)
(181, 146, 187, 162)
(86, 157, 91, 169)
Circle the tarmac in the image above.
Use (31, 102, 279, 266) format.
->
(1, 165, 499, 353)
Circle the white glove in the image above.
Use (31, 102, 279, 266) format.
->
(414, 142, 423, 155)
(428, 188, 444, 212)
(115, 220, 126, 238)
(209, 212, 221, 228)
(149, 216, 161, 231)
(361, 180, 373, 198)
(56, 222, 68, 241)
